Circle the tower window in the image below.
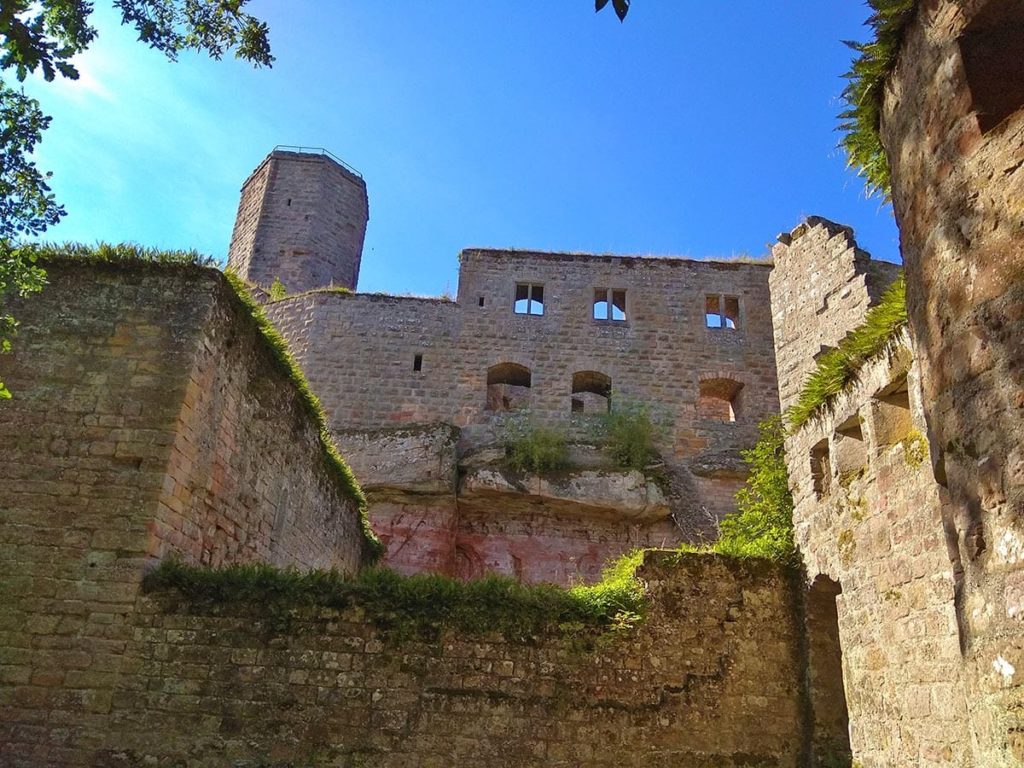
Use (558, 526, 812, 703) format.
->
(478, 296, 485, 307)
(413, 354, 423, 372)
(593, 288, 627, 322)
(514, 283, 544, 315)
(959, 0, 1024, 133)
(705, 294, 740, 329)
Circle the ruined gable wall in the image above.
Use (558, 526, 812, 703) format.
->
(768, 217, 900, 413)
(94, 554, 810, 768)
(0, 264, 370, 765)
(880, 2, 1024, 763)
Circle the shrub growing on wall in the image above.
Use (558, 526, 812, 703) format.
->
(502, 412, 569, 474)
(714, 415, 796, 562)
(600, 398, 660, 471)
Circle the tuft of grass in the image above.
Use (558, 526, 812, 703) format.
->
(268, 277, 287, 301)
(788, 274, 907, 430)
(142, 550, 648, 642)
(223, 270, 383, 560)
(838, 0, 917, 198)
(27, 241, 217, 267)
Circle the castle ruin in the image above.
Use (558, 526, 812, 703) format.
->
(1, 1, 1023, 763)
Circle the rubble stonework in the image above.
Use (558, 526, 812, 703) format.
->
(879, 1, 1024, 763)
(0, 263, 373, 765)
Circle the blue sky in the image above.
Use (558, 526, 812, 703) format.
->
(24, 1, 900, 296)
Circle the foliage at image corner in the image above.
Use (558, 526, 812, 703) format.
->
(223, 268, 383, 561)
(142, 546, 648, 642)
(838, 0, 917, 198)
(0, 0, 274, 399)
(788, 273, 908, 430)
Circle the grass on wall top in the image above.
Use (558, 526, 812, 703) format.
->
(142, 549, 648, 642)
(788, 273, 908, 430)
(839, 0, 917, 198)
(28, 243, 383, 560)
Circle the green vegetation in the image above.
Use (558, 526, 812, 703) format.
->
(503, 414, 569, 474)
(789, 274, 908, 429)
(142, 548, 648, 642)
(839, 0, 917, 197)
(28, 241, 214, 267)
(268, 277, 287, 301)
(1, 1, 272, 399)
(674, 416, 795, 563)
(714, 415, 796, 562)
(901, 430, 928, 467)
(600, 399, 659, 471)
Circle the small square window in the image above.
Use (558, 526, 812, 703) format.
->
(514, 283, 544, 315)
(593, 288, 627, 322)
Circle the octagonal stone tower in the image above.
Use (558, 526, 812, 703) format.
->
(227, 147, 369, 293)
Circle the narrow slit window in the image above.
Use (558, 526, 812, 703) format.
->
(514, 283, 544, 316)
(594, 288, 627, 322)
(811, 439, 831, 499)
(413, 354, 423, 372)
(478, 296, 485, 307)
(723, 296, 740, 329)
(705, 295, 722, 328)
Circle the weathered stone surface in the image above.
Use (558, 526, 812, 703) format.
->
(0, 264, 373, 766)
(879, 2, 1024, 764)
(459, 465, 669, 521)
(89, 555, 813, 768)
(334, 422, 458, 495)
(264, 246, 780, 536)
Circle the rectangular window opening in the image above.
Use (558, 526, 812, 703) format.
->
(593, 288, 627, 322)
(413, 354, 423, 372)
(514, 283, 544, 316)
(872, 376, 913, 448)
(811, 439, 831, 499)
(723, 296, 740, 329)
(959, 0, 1024, 134)
(478, 296, 485, 307)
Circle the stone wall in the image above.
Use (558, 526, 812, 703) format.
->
(0, 262, 373, 765)
(782, 330, 971, 766)
(266, 250, 780, 573)
(769, 216, 900, 413)
(880, 2, 1024, 764)
(80, 553, 815, 768)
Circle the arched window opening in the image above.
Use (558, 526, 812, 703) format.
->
(486, 363, 532, 412)
(571, 371, 611, 414)
(806, 575, 852, 765)
(697, 378, 743, 422)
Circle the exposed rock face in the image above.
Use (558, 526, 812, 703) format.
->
(458, 465, 670, 522)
